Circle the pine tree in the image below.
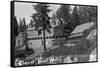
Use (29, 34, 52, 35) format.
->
(29, 19, 34, 28)
(18, 18, 23, 33)
(31, 3, 51, 51)
(22, 18, 27, 31)
(22, 18, 29, 51)
(56, 5, 70, 23)
(18, 18, 27, 32)
(31, 3, 51, 35)
(53, 5, 71, 46)
(19, 18, 29, 51)
(54, 5, 71, 37)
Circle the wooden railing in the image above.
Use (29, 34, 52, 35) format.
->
(26, 32, 83, 40)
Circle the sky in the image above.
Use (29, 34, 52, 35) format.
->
(15, 2, 61, 24)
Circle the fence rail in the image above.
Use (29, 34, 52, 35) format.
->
(27, 32, 83, 40)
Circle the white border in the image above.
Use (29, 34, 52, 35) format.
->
(0, 0, 99, 68)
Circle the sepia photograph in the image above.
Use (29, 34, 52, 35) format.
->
(11, 1, 97, 67)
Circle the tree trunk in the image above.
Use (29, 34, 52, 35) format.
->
(43, 23, 46, 51)
(24, 31, 29, 51)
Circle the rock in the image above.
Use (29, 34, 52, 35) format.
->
(89, 48, 97, 61)
(87, 29, 97, 41)
(63, 56, 73, 63)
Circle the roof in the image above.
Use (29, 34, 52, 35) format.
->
(71, 22, 94, 34)
(27, 28, 54, 38)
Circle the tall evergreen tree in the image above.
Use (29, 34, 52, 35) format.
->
(22, 18, 30, 51)
(18, 18, 29, 51)
(31, 3, 51, 35)
(22, 18, 27, 31)
(31, 3, 51, 51)
(18, 18, 27, 32)
(29, 19, 34, 28)
(53, 5, 71, 46)
(54, 5, 71, 37)
(19, 18, 24, 32)
(56, 5, 70, 23)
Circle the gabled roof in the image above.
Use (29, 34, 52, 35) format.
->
(70, 22, 95, 38)
(71, 22, 94, 34)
